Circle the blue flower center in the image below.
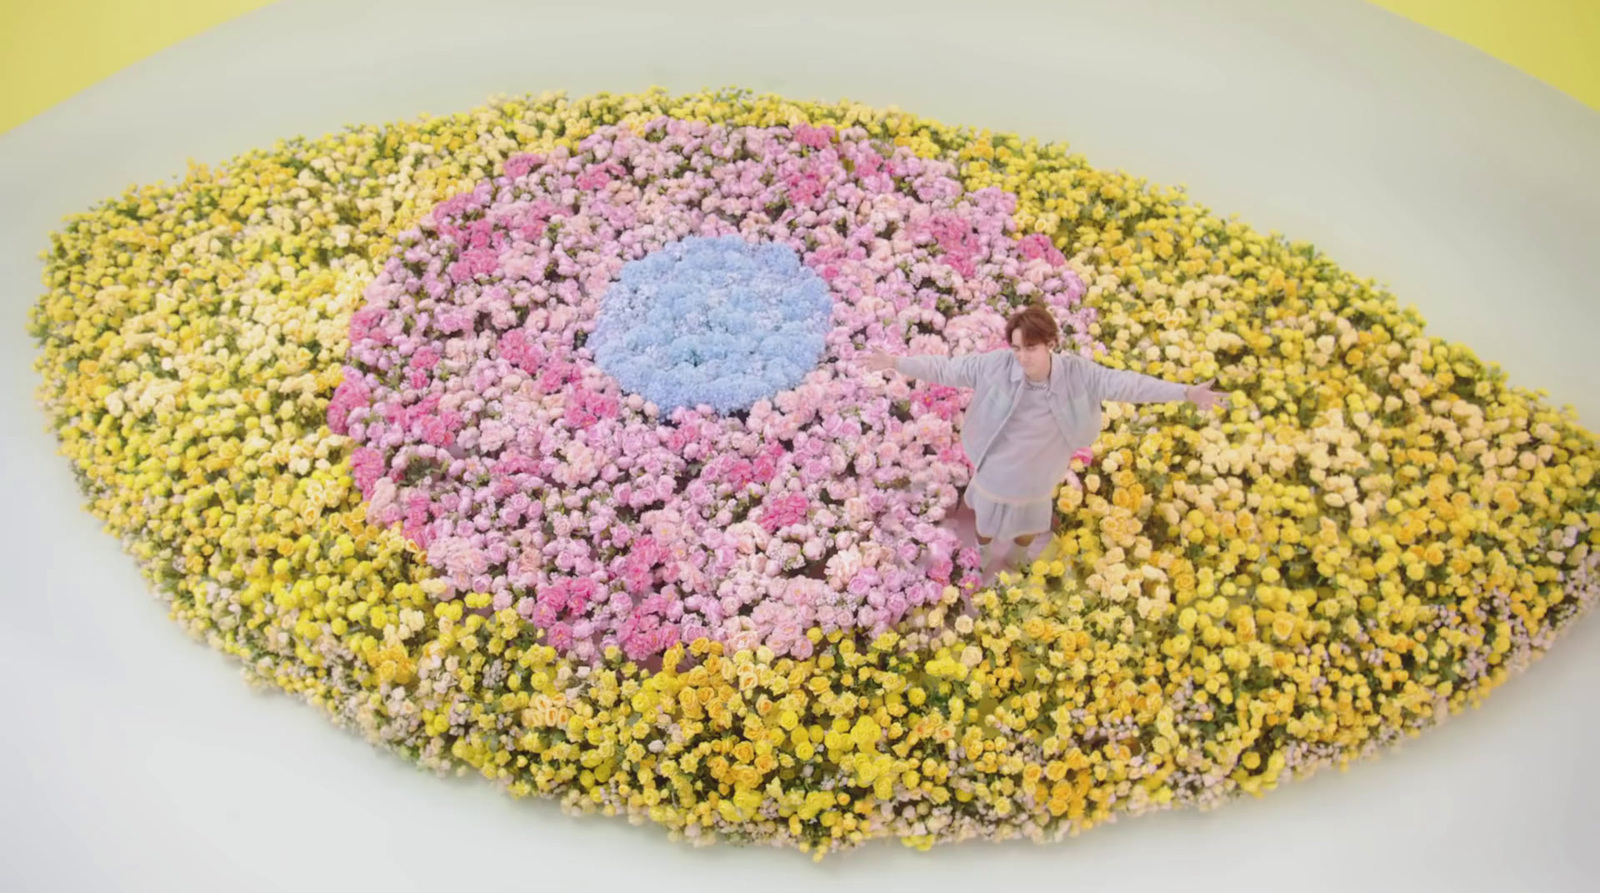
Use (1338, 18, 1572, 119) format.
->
(591, 236, 833, 414)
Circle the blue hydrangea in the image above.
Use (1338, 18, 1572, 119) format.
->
(591, 236, 833, 414)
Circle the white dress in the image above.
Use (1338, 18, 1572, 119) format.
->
(964, 374, 1063, 541)
(894, 347, 1189, 542)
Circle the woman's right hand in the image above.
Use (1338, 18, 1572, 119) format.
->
(861, 352, 897, 373)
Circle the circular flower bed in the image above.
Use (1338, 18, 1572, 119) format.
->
(335, 119, 1088, 663)
(28, 89, 1600, 857)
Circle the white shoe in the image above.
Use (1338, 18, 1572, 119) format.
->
(984, 542, 1029, 582)
(1020, 536, 1051, 566)
(978, 542, 1011, 583)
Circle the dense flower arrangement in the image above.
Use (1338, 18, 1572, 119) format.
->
(589, 235, 832, 415)
(28, 88, 1600, 858)
(334, 119, 1088, 663)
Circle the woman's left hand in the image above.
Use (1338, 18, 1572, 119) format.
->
(1185, 379, 1230, 413)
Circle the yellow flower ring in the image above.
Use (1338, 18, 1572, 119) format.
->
(28, 89, 1600, 857)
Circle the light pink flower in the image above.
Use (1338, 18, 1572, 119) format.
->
(337, 120, 1099, 661)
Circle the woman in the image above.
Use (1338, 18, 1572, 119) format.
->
(864, 304, 1229, 578)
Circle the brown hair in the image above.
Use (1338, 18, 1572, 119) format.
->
(1004, 304, 1060, 348)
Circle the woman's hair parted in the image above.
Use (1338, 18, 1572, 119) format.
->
(1004, 304, 1060, 348)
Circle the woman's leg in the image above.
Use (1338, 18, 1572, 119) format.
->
(1033, 512, 1065, 562)
(964, 486, 996, 550)
(1011, 512, 1057, 560)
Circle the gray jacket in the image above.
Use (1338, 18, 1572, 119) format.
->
(895, 349, 1190, 470)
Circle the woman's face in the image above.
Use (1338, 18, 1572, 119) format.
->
(1011, 329, 1054, 379)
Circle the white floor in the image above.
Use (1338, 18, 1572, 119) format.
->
(2, 1, 1599, 891)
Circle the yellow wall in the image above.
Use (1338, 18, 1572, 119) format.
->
(1, 0, 280, 133)
(2, 1, 1598, 134)
(1367, 0, 1600, 111)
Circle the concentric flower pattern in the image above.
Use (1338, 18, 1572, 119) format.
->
(26, 89, 1600, 857)
(333, 121, 1086, 662)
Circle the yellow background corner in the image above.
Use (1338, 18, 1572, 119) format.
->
(2, 1, 1598, 135)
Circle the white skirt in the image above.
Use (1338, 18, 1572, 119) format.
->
(964, 484, 1054, 542)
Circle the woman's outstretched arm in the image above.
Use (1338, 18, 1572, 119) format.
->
(863, 351, 985, 390)
(1088, 360, 1230, 412)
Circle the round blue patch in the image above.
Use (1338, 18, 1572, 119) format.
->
(590, 236, 834, 414)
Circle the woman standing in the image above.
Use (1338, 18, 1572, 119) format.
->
(864, 304, 1229, 578)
